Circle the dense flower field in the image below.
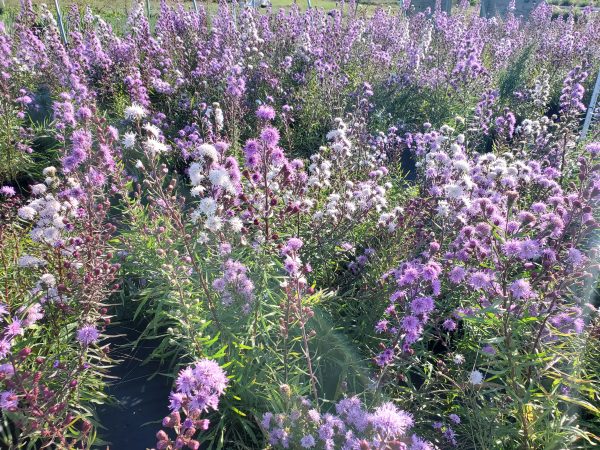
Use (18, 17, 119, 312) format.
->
(0, 1, 600, 449)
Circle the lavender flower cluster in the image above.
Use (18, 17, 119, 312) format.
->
(0, 168, 118, 447)
(262, 394, 430, 450)
(375, 129, 600, 363)
(156, 359, 228, 450)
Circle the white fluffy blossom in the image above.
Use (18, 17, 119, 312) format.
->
(191, 186, 205, 197)
(469, 370, 484, 385)
(205, 215, 223, 232)
(42, 166, 57, 177)
(124, 102, 147, 121)
(445, 183, 465, 200)
(436, 200, 450, 218)
(453, 159, 469, 173)
(18, 206, 37, 220)
(209, 167, 235, 194)
(122, 132, 137, 149)
(453, 354, 465, 364)
(30, 184, 47, 195)
(18, 255, 46, 268)
(189, 162, 204, 186)
(143, 123, 161, 138)
(198, 198, 217, 217)
(198, 143, 218, 162)
(144, 138, 168, 156)
(39, 273, 56, 287)
(214, 104, 224, 130)
(229, 217, 243, 232)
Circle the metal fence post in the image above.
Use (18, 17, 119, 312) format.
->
(54, 0, 67, 45)
(580, 68, 600, 141)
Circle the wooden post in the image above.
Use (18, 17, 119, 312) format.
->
(580, 68, 600, 141)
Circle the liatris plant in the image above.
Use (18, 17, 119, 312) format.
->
(2, 0, 598, 173)
(0, 1, 599, 449)
(0, 167, 118, 448)
(0, 39, 121, 442)
(373, 123, 600, 447)
(117, 99, 401, 444)
(261, 391, 433, 450)
(155, 359, 228, 450)
(0, 22, 47, 186)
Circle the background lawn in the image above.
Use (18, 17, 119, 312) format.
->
(1, 0, 393, 29)
(1, 0, 597, 28)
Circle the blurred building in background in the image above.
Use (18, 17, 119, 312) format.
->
(409, 0, 452, 14)
(480, 0, 543, 18)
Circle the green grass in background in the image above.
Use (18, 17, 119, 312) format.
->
(1, 0, 392, 29)
(0, 0, 595, 34)
(1, 0, 389, 17)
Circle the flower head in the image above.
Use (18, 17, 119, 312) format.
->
(0, 186, 15, 197)
(0, 391, 18, 411)
(122, 132, 136, 149)
(260, 126, 280, 147)
(510, 279, 534, 299)
(300, 434, 315, 448)
(172, 359, 228, 415)
(369, 402, 413, 438)
(256, 105, 276, 121)
(469, 370, 484, 385)
(448, 413, 460, 424)
(125, 102, 147, 121)
(76, 325, 99, 346)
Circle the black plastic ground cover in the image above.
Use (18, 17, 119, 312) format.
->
(96, 324, 172, 450)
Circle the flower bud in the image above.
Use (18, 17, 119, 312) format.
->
(279, 384, 291, 398)
(81, 420, 92, 433)
(156, 440, 169, 450)
(156, 430, 169, 441)
(184, 427, 196, 438)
